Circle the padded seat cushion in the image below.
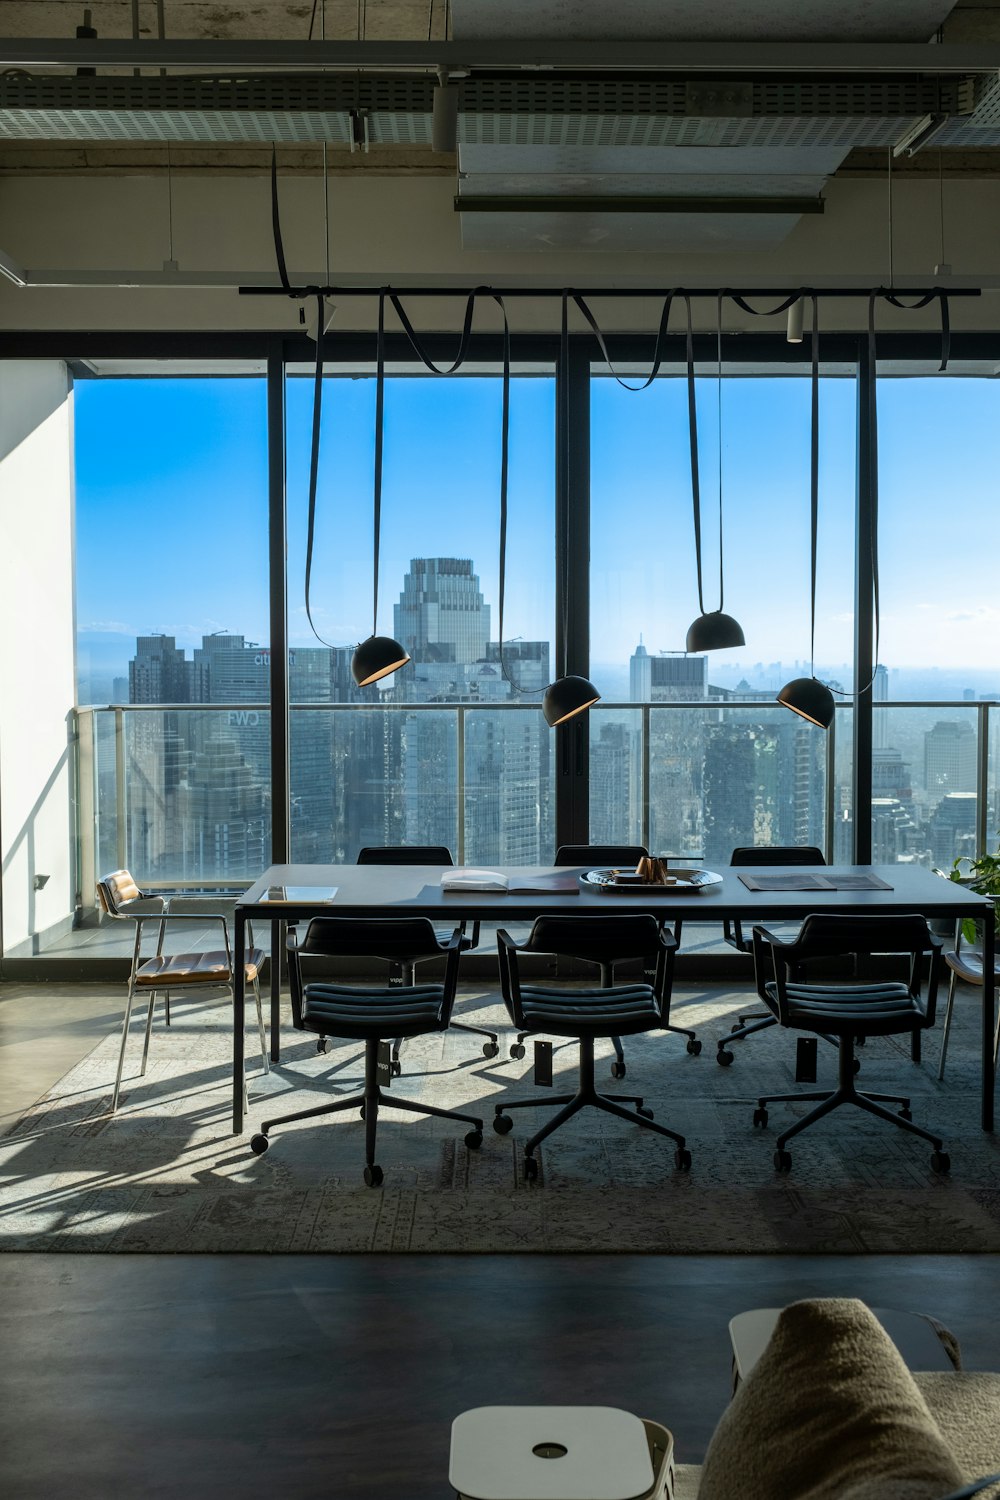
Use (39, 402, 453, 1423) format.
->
(764, 980, 923, 1035)
(515, 983, 661, 1037)
(135, 948, 264, 986)
(302, 982, 446, 1039)
(946, 950, 1000, 984)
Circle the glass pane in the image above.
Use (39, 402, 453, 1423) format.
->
(877, 375, 1000, 702)
(286, 370, 556, 864)
(590, 373, 857, 703)
(872, 705, 979, 869)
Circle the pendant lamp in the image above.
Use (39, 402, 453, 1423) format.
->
(685, 295, 745, 653)
(542, 292, 600, 726)
(777, 294, 835, 729)
(352, 292, 410, 687)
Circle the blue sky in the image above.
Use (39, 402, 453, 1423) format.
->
(74, 370, 1000, 685)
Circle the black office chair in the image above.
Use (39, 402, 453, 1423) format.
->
(508, 844, 697, 1078)
(356, 845, 499, 1073)
(750, 913, 950, 1174)
(494, 915, 691, 1181)
(250, 917, 484, 1186)
(716, 845, 828, 1068)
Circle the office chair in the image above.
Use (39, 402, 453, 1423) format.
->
(97, 869, 268, 1114)
(750, 913, 950, 1174)
(716, 845, 829, 1068)
(356, 845, 498, 1073)
(507, 844, 698, 1078)
(937, 919, 1000, 1081)
(494, 915, 691, 1181)
(250, 917, 484, 1186)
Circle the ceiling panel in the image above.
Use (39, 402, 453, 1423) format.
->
(459, 210, 804, 252)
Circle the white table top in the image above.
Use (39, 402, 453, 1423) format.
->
(449, 1406, 656, 1500)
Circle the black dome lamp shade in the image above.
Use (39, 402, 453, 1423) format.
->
(686, 610, 744, 653)
(777, 294, 834, 731)
(350, 292, 410, 689)
(542, 675, 601, 727)
(352, 634, 410, 687)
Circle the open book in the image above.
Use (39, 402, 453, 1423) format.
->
(440, 868, 580, 895)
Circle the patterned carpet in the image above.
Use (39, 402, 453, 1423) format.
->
(2, 981, 999, 1252)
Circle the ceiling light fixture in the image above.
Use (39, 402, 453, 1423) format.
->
(352, 292, 411, 687)
(777, 294, 835, 730)
(685, 294, 745, 654)
(786, 296, 803, 343)
(432, 67, 459, 153)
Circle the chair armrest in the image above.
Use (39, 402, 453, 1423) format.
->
(495, 929, 523, 1023)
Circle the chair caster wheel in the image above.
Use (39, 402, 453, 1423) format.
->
(753, 1107, 768, 1128)
(510, 1044, 526, 1060)
(465, 1129, 484, 1150)
(390, 1059, 402, 1077)
(493, 1113, 514, 1135)
(853, 1058, 861, 1075)
(855, 1034, 867, 1047)
(359, 1105, 366, 1120)
(482, 1041, 499, 1059)
(610, 1060, 627, 1080)
(316, 1038, 328, 1054)
(249, 1132, 269, 1156)
(363, 1164, 384, 1188)
(731, 1022, 744, 1033)
(717, 1049, 734, 1067)
(899, 1107, 912, 1121)
(687, 1037, 702, 1056)
(774, 1149, 792, 1173)
(636, 1106, 654, 1120)
(674, 1148, 692, 1172)
(524, 1155, 539, 1181)
(931, 1150, 951, 1175)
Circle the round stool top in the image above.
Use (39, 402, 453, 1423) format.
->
(449, 1405, 655, 1500)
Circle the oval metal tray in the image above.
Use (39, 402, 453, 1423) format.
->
(581, 868, 723, 894)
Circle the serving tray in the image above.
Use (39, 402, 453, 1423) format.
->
(582, 868, 723, 894)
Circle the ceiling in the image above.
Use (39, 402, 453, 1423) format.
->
(3, 1, 1000, 259)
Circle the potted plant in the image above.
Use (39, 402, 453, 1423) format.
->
(949, 835, 1000, 945)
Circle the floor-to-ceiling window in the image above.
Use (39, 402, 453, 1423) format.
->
(588, 359, 856, 864)
(285, 359, 557, 865)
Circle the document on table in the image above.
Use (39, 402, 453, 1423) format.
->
(738, 873, 893, 892)
(440, 869, 580, 895)
(259, 886, 339, 903)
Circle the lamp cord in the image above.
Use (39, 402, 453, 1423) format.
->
(570, 291, 677, 390)
(684, 294, 707, 618)
(559, 290, 571, 682)
(372, 290, 385, 638)
(809, 293, 819, 679)
(303, 290, 334, 647)
(716, 291, 725, 613)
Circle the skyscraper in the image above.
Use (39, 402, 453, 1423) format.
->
(394, 558, 489, 667)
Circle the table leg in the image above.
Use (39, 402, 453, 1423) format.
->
(270, 917, 281, 1063)
(234, 908, 246, 1135)
(983, 912, 995, 1133)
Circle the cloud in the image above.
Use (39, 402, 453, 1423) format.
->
(79, 620, 132, 634)
(944, 605, 1000, 625)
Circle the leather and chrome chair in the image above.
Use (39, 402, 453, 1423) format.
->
(97, 868, 268, 1114)
(251, 917, 484, 1186)
(494, 915, 691, 1181)
(716, 845, 828, 1068)
(356, 845, 498, 1072)
(750, 913, 950, 1174)
(508, 845, 697, 1077)
(937, 920, 1000, 1081)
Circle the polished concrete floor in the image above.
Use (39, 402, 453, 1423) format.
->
(2, 984, 999, 1498)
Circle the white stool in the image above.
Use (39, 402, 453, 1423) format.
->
(449, 1405, 673, 1500)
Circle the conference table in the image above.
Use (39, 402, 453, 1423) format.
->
(231, 862, 996, 1136)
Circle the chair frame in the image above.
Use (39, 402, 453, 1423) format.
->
(97, 874, 268, 1114)
(937, 919, 1000, 1082)
(494, 918, 691, 1180)
(750, 913, 949, 1173)
(251, 920, 483, 1186)
(356, 845, 496, 1071)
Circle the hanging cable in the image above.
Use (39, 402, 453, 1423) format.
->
(569, 291, 677, 390)
(684, 294, 706, 619)
(715, 291, 725, 612)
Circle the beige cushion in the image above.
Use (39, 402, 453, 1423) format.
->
(97, 869, 144, 912)
(916, 1373, 1000, 1497)
(697, 1299, 964, 1500)
(135, 948, 264, 986)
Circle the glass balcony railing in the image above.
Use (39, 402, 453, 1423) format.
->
(70, 699, 999, 916)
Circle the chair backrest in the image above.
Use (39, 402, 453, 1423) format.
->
(96, 868, 143, 915)
(756, 912, 943, 1026)
(554, 844, 648, 868)
(525, 913, 666, 967)
(730, 845, 826, 867)
(356, 845, 454, 866)
(298, 916, 448, 962)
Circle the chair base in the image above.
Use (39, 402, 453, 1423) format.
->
(492, 1036, 690, 1177)
(755, 1035, 945, 1165)
(251, 1037, 485, 1184)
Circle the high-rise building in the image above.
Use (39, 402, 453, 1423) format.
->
(873, 663, 890, 751)
(394, 558, 490, 666)
(129, 634, 191, 704)
(924, 719, 976, 796)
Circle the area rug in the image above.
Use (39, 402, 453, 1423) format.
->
(2, 983, 999, 1252)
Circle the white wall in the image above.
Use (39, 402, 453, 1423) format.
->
(1, 170, 999, 334)
(0, 361, 76, 956)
